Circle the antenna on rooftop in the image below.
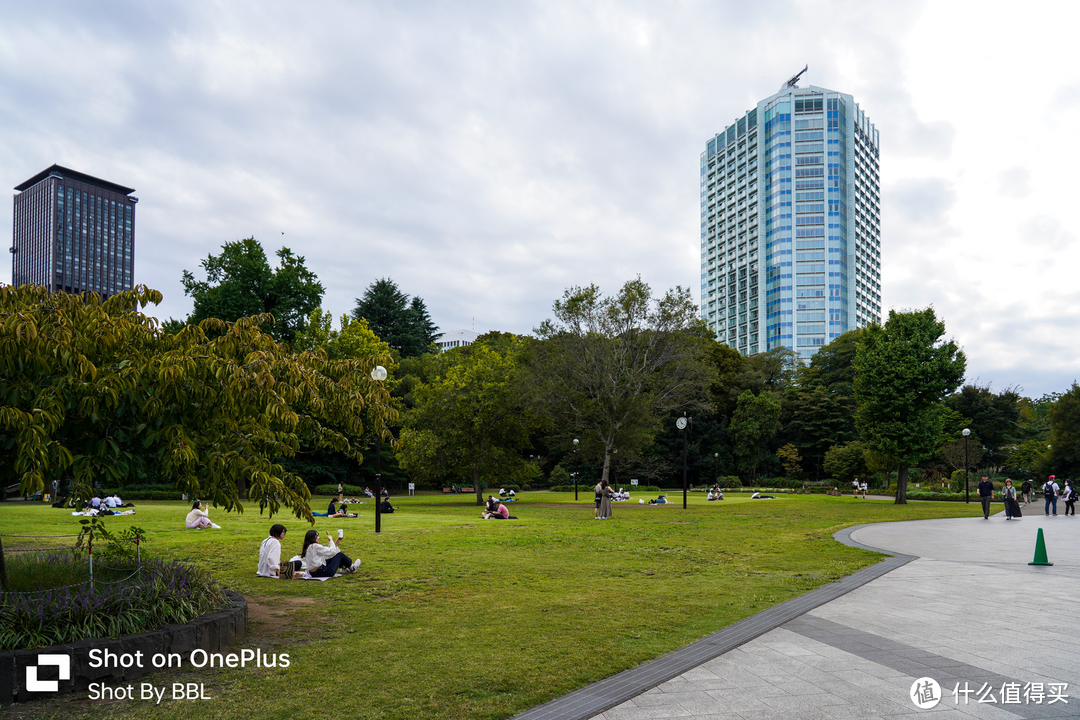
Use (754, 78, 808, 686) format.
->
(781, 64, 808, 92)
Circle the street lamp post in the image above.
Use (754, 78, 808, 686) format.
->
(573, 438, 579, 500)
(962, 428, 971, 504)
(371, 365, 388, 533)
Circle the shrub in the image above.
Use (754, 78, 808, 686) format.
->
(0, 554, 227, 650)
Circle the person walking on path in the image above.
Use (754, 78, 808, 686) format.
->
(1021, 479, 1033, 505)
(1044, 475, 1060, 516)
(1064, 480, 1077, 516)
(977, 474, 994, 519)
(598, 480, 614, 519)
(1002, 479, 1022, 520)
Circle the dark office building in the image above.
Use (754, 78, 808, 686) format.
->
(12, 164, 137, 298)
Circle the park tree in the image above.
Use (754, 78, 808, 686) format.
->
(823, 442, 868, 484)
(528, 278, 712, 486)
(1047, 383, 1080, 478)
(729, 390, 782, 479)
(853, 308, 965, 503)
(398, 338, 542, 504)
(0, 284, 393, 521)
(776, 443, 803, 479)
(945, 384, 1021, 466)
(782, 330, 862, 478)
(352, 278, 439, 357)
(180, 237, 324, 345)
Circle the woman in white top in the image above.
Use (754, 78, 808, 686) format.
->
(257, 524, 291, 578)
(301, 529, 361, 578)
(185, 500, 220, 529)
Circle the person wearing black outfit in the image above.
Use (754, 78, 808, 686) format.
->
(977, 474, 994, 519)
(380, 497, 395, 514)
(1021, 479, 1033, 506)
(1064, 481, 1077, 516)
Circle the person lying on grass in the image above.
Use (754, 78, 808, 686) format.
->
(185, 500, 221, 529)
(301, 529, 361, 578)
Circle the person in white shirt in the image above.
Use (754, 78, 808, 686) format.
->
(105, 495, 119, 508)
(185, 500, 221, 529)
(301, 529, 361, 578)
(257, 524, 292, 578)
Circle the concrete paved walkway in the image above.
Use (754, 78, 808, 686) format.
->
(516, 505, 1080, 720)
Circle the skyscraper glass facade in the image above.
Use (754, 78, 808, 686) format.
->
(700, 83, 880, 360)
(12, 165, 137, 299)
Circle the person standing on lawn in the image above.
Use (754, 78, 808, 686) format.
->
(598, 480, 614, 519)
(977, 474, 994, 519)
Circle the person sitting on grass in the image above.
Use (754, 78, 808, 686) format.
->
(648, 494, 669, 504)
(481, 496, 510, 519)
(364, 487, 375, 498)
(380, 497, 395, 514)
(301, 529, 361, 578)
(185, 500, 221, 529)
(257, 524, 300, 578)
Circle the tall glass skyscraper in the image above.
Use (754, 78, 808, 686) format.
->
(700, 72, 880, 360)
(12, 164, 137, 299)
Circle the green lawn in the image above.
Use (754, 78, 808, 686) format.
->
(1, 491, 976, 719)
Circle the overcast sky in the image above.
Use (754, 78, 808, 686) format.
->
(2, 1, 1078, 398)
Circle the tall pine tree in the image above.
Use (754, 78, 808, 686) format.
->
(352, 278, 439, 357)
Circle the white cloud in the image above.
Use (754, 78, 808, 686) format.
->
(2, 0, 1079, 397)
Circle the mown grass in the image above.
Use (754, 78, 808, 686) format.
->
(0, 491, 975, 719)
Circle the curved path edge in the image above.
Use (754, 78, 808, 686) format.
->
(511, 525, 916, 720)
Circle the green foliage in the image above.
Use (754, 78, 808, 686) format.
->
(783, 330, 862, 478)
(776, 443, 803, 478)
(1, 553, 225, 650)
(823, 442, 868, 484)
(180, 238, 324, 345)
(352, 278, 439, 358)
(398, 338, 543, 504)
(1005, 438, 1051, 478)
(1048, 382, 1080, 478)
(730, 390, 782, 479)
(945, 384, 1021, 466)
(853, 308, 966, 503)
(549, 464, 571, 487)
(0, 284, 395, 521)
(530, 278, 712, 485)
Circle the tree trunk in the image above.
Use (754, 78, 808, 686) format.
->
(473, 465, 483, 506)
(601, 449, 611, 485)
(894, 466, 909, 504)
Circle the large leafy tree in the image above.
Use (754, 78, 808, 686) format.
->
(0, 284, 393, 521)
(730, 390, 782, 479)
(352, 278, 439, 357)
(1047, 383, 1080, 478)
(398, 337, 542, 504)
(180, 237, 324, 345)
(529, 278, 712, 485)
(853, 308, 966, 503)
(944, 384, 1021, 467)
(783, 330, 863, 478)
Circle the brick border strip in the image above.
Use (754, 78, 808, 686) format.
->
(0, 589, 246, 705)
(511, 525, 917, 720)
